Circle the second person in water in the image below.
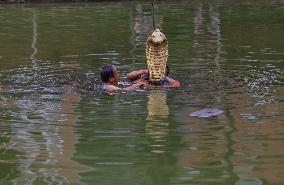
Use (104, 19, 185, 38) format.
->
(126, 65, 180, 88)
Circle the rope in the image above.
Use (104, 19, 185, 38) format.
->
(151, 0, 156, 30)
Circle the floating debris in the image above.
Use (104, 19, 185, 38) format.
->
(190, 108, 224, 118)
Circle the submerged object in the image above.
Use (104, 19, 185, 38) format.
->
(146, 28, 168, 84)
(190, 108, 224, 118)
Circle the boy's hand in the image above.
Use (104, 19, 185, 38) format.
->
(135, 80, 149, 89)
(164, 76, 173, 83)
(143, 69, 149, 75)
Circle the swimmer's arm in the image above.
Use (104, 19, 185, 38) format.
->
(164, 76, 181, 88)
(104, 82, 147, 92)
(133, 77, 146, 84)
(123, 81, 148, 91)
(126, 70, 148, 81)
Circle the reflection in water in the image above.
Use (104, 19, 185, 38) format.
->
(181, 1, 284, 184)
(132, 4, 155, 45)
(146, 90, 169, 153)
(56, 90, 89, 184)
(209, 3, 221, 68)
(147, 90, 169, 119)
(2, 18, 88, 183)
(31, 13, 39, 73)
(129, 4, 163, 67)
(7, 88, 88, 184)
(227, 66, 284, 184)
(178, 1, 237, 184)
(129, 4, 151, 65)
(193, 1, 222, 66)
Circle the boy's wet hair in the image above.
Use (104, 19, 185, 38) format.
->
(101, 64, 115, 82)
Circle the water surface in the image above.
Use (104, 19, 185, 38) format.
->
(0, 1, 284, 184)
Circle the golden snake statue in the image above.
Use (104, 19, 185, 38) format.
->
(146, 28, 168, 84)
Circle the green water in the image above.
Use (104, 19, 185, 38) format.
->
(0, 1, 284, 184)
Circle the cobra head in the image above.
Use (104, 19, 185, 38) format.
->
(148, 29, 167, 45)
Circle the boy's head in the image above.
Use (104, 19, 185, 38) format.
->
(101, 64, 119, 85)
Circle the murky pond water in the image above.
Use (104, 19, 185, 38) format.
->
(0, 0, 284, 184)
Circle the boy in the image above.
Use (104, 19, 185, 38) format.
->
(126, 65, 181, 88)
(101, 64, 147, 92)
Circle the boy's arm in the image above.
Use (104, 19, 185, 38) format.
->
(123, 81, 148, 91)
(164, 76, 181, 88)
(104, 82, 148, 92)
(126, 70, 148, 81)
